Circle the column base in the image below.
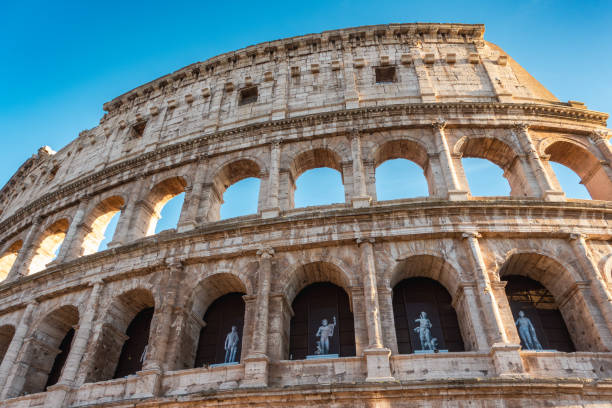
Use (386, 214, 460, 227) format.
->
(133, 367, 163, 398)
(364, 347, 396, 382)
(489, 343, 525, 376)
(44, 383, 73, 407)
(240, 355, 269, 388)
(351, 196, 372, 208)
(447, 190, 469, 201)
(177, 221, 198, 233)
(543, 190, 566, 202)
(261, 207, 281, 219)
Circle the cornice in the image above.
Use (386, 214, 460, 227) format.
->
(0, 101, 607, 237)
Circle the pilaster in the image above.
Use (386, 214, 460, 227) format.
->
(432, 121, 468, 200)
(350, 129, 372, 208)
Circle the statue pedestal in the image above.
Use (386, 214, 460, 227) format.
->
(414, 349, 448, 354)
(210, 362, 240, 367)
(364, 347, 396, 383)
(306, 354, 339, 360)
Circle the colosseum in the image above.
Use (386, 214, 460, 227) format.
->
(0, 22, 611, 407)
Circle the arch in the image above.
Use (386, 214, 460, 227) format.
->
(505, 275, 575, 352)
(288, 282, 356, 360)
(392, 277, 465, 354)
(389, 254, 464, 297)
(287, 148, 345, 208)
(0, 324, 15, 365)
(282, 261, 353, 305)
(373, 139, 434, 197)
(141, 176, 187, 236)
(16, 305, 79, 395)
(208, 159, 262, 221)
(81, 195, 125, 255)
(0, 240, 22, 281)
(544, 139, 612, 200)
(455, 136, 529, 197)
(28, 218, 70, 275)
(499, 252, 604, 351)
(86, 288, 155, 382)
(178, 273, 248, 369)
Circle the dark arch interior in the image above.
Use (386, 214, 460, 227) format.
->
(393, 277, 464, 354)
(505, 275, 575, 352)
(45, 327, 75, 389)
(194, 292, 245, 367)
(289, 282, 355, 360)
(113, 307, 154, 378)
(0, 325, 15, 364)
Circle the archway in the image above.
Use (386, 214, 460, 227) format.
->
(209, 160, 262, 220)
(289, 282, 355, 360)
(393, 278, 464, 353)
(290, 148, 345, 208)
(0, 324, 15, 365)
(138, 177, 187, 237)
(0, 240, 22, 281)
(28, 219, 70, 275)
(81, 196, 124, 255)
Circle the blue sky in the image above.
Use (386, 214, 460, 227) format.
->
(2, 0, 610, 241)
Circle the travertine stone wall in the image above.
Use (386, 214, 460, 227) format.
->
(0, 22, 611, 407)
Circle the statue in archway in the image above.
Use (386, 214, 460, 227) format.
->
(315, 316, 336, 355)
(224, 326, 240, 363)
(414, 311, 433, 350)
(515, 310, 543, 350)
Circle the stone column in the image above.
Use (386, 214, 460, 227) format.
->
(108, 176, 147, 247)
(462, 232, 524, 376)
(177, 157, 208, 232)
(262, 140, 282, 218)
(350, 130, 372, 208)
(7, 217, 43, 280)
(432, 121, 468, 201)
(512, 123, 565, 201)
(378, 286, 398, 354)
(452, 283, 489, 351)
(242, 247, 274, 388)
(270, 55, 288, 121)
(44, 281, 103, 407)
(55, 195, 90, 263)
(356, 238, 395, 382)
(568, 233, 612, 334)
(0, 301, 36, 397)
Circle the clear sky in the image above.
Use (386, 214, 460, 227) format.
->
(2, 0, 610, 233)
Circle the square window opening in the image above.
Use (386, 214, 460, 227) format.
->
(131, 122, 147, 138)
(375, 66, 397, 84)
(239, 86, 258, 105)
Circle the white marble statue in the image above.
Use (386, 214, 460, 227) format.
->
(414, 311, 433, 350)
(515, 310, 543, 350)
(224, 326, 240, 363)
(315, 316, 336, 355)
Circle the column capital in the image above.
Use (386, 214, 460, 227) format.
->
(511, 122, 530, 134)
(165, 258, 185, 271)
(431, 119, 447, 130)
(461, 231, 481, 240)
(350, 127, 361, 139)
(356, 237, 375, 245)
(270, 138, 282, 148)
(568, 232, 587, 242)
(590, 129, 610, 143)
(256, 246, 275, 259)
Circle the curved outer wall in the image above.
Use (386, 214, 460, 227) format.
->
(0, 23, 611, 407)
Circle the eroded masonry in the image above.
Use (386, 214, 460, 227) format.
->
(0, 23, 611, 407)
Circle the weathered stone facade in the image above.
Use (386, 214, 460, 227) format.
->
(0, 23, 611, 407)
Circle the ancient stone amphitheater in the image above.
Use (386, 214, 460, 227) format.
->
(0, 22, 611, 407)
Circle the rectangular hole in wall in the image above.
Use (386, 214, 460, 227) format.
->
(131, 122, 147, 138)
(239, 86, 258, 105)
(375, 66, 397, 84)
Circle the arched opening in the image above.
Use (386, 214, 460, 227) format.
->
(177, 273, 248, 371)
(96, 211, 120, 252)
(0, 240, 22, 281)
(290, 148, 345, 208)
(141, 177, 187, 236)
(220, 178, 260, 219)
(209, 160, 261, 221)
(13, 305, 78, 396)
(0, 324, 15, 364)
(113, 307, 154, 378)
(499, 252, 603, 351)
(549, 162, 590, 199)
(85, 288, 155, 382)
(545, 140, 612, 200)
(374, 139, 433, 200)
(505, 275, 575, 352)
(393, 278, 464, 353)
(194, 293, 245, 367)
(458, 137, 526, 197)
(28, 219, 70, 275)
(289, 282, 355, 360)
(155, 192, 185, 233)
(81, 196, 124, 255)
